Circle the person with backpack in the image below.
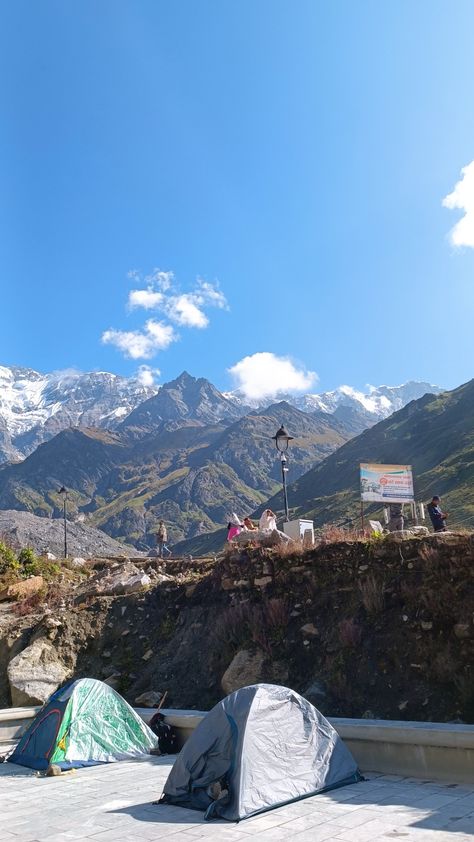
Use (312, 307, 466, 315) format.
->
(149, 710, 179, 754)
(156, 521, 171, 557)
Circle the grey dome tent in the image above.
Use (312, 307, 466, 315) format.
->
(160, 684, 361, 821)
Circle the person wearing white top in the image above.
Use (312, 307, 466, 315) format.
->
(258, 509, 291, 542)
(259, 509, 277, 531)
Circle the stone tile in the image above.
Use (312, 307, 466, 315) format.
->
(2, 758, 474, 842)
(330, 809, 389, 829)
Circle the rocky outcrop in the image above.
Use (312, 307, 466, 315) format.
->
(76, 562, 151, 598)
(7, 638, 71, 705)
(0, 576, 44, 602)
(221, 649, 288, 695)
(0, 510, 139, 558)
(221, 649, 266, 695)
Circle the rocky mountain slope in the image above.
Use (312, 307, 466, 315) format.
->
(0, 402, 349, 548)
(120, 370, 243, 436)
(0, 510, 139, 557)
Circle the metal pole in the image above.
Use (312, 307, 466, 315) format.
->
(281, 454, 289, 522)
(360, 499, 365, 533)
(63, 496, 68, 558)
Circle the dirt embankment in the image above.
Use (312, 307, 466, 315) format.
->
(1, 534, 473, 722)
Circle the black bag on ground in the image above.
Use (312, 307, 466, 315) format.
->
(149, 711, 179, 754)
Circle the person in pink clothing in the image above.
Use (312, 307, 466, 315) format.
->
(226, 513, 244, 542)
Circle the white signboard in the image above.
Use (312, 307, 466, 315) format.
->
(360, 463, 414, 503)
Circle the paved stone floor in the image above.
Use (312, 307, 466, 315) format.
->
(0, 757, 473, 842)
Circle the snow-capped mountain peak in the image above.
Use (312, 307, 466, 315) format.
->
(0, 363, 444, 465)
(226, 380, 443, 420)
(0, 365, 156, 461)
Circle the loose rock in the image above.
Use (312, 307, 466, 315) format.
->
(8, 638, 70, 706)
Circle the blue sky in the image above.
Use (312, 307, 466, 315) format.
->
(1, 0, 474, 398)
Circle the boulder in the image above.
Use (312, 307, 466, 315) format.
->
(0, 575, 44, 602)
(453, 623, 472, 639)
(135, 690, 163, 707)
(300, 623, 319, 637)
(221, 649, 288, 695)
(8, 638, 71, 706)
(103, 673, 122, 690)
(79, 562, 151, 597)
(221, 649, 266, 695)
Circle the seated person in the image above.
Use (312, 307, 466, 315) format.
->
(227, 513, 244, 541)
(258, 509, 291, 543)
(243, 516, 257, 531)
(259, 509, 277, 531)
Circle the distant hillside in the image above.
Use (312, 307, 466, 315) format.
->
(0, 510, 138, 557)
(175, 378, 474, 555)
(266, 379, 474, 532)
(0, 402, 350, 549)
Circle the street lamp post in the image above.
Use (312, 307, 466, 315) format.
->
(58, 486, 68, 558)
(272, 425, 294, 522)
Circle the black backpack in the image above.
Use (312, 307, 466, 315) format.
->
(149, 711, 179, 754)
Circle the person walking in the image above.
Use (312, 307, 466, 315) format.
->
(427, 496, 448, 532)
(156, 520, 171, 557)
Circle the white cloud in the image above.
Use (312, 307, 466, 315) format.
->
(166, 294, 209, 328)
(103, 268, 227, 361)
(228, 352, 317, 402)
(136, 365, 161, 387)
(128, 288, 164, 310)
(101, 320, 176, 360)
(144, 269, 174, 291)
(195, 279, 228, 309)
(442, 161, 474, 247)
(126, 273, 227, 329)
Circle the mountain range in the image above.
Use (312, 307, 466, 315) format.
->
(0, 365, 445, 550)
(0, 364, 441, 463)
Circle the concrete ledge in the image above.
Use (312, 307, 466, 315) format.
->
(330, 717, 474, 749)
(2, 706, 474, 783)
(330, 718, 474, 784)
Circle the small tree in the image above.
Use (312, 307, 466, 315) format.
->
(18, 547, 38, 577)
(0, 541, 19, 575)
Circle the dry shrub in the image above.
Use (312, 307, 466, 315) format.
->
(11, 591, 45, 616)
(359, 575, 385, 615)
(418, 544, 439, 563)
(328, 670, 351, 699)
(419, 583, 458, 624)
(338, 618, 362, 648)
(432, 645, 457, 683)
(264, 597, 290, 632)
(267, 539, 305, 559)
(213, 603, 250, 651)
(11, 582, 70, 617)
(318, 525, 362, 545)
(213, 597, 289, 657)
